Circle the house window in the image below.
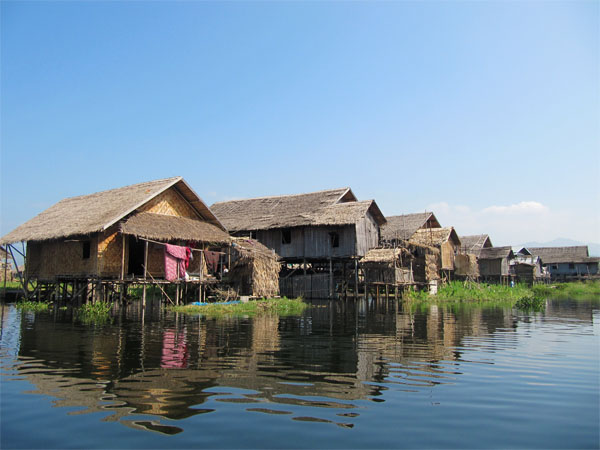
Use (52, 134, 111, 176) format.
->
(568, 263, 575, 270)
(330, 232, 340, 248)
(281, 228, 292, 245)
(82, 241, 91, 259)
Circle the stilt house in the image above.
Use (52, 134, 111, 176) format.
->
(455, 234, 493, 279)
(477, 246, 514, 282)
(409, 227, 461, 278)
(211, 188, 386, 298)
(0, 177, 231, 291)
(380, 212, 441, 246)
(525, 246, 599, 280)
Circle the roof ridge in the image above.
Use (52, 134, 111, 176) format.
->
(58, 177, 182, 202)
(211, 187, 351, 204)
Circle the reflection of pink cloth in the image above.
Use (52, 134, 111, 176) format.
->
(165, 244, 188, 281)
(161, 328, 188, 369)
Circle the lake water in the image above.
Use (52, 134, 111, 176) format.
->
(1, 297, 598, 449)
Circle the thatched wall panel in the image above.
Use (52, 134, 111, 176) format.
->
(27, 237, 98, 281)
(139, 188, 197, 219)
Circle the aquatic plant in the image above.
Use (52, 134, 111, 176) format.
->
(514, 295, 545, 311)
(76, 302, 113, 324)
(14, 300, 51, 312)
(169, 297, 308, 318)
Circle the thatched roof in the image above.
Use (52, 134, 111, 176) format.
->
(460, 234, 493, 256)
(478, 246, 514, 260)
(120, 212, 230, 244)
(410, 227, 461, 247)
(380, 212, 441, 242)
(210, 188, 385, 231)
(0, 177, 225, 244)
(232, 237, 279, 261)
(526, 246, 592, 264)
(360, 248, 408, 264)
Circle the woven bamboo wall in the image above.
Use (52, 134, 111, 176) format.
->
(97, 228, 124, 277)
(454, 254, 479, 277)
(26, 237, 99, 281)
(440, 241, 455, 270)
(139, 188, 197, 218)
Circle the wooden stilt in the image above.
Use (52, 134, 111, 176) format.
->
(120, 234, 126, 304)
(142, 240, 148, 309)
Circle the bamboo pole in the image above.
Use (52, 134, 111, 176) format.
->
(120, 234, 125, 304)
(142, 240, 148, 309)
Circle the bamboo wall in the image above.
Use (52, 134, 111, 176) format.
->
(26, 237, 99, 281)
(440, 241, 456, 271)
(139, 188, 197, 219)
(97, 227, 124, 277)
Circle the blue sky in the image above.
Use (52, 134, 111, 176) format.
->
(1, 1, 598, 246)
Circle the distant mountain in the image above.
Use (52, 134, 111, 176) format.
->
(518, 238, 600, 257)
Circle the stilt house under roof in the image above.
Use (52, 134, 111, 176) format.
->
(210, 188, 386, 261)
(409, 227, 461, 272)
(380, 212, 441, 245)
(0, 177, 231, 282)
(477, 246, 514, 279)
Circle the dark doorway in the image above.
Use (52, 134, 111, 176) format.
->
(128, 236, 145, 276)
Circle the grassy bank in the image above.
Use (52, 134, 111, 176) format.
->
(169, 297, 308, 318)
(404, 281, 535, 303)
(404, 281, 599, 309)
(531, 281, 600, 300)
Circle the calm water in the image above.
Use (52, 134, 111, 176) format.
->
(1, 298, 598, 449)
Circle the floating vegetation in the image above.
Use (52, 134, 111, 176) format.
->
(76, 302, 114, 324)
(14, 300, 51, 312)
(169, 297, 308, 318)
(514, 295, 545, 311)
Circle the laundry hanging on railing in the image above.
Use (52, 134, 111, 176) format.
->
(164, 243, 191, 281)
(204, 250, 220, 273)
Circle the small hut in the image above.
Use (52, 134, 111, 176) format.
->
(228, 238, 280, 298)
(360, 248, 414, 287)
(409, 227, 461, 278)
(380, 212, 441, 246)
(478, 246, 514, 283)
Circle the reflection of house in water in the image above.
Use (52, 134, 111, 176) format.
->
(11, 298, 569, 435)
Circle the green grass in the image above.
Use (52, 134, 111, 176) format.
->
(14, 300, 51, 312)
(1, 281, 23, 289)
(169, 297, 308, 318)
(76, 302, 114, 324)
(404, 281, 534, 303)
(531, 281, 600, 300)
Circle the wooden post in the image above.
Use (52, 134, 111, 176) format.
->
(329, 258, 333, 299)
(354, 259, 359, 299)
(120, 234, 126, 304)
(3, 249, 7, 293)
(142, 240, 148, 309)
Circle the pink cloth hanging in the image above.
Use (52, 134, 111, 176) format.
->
(164, 243, 188, 281)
